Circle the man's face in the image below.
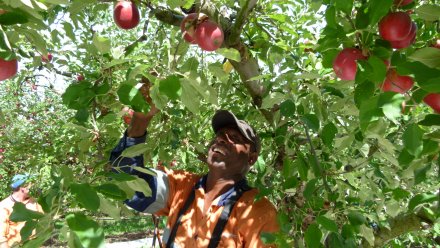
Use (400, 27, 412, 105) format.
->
(207, 126, 256, 175)
(20, 184, 31, 199)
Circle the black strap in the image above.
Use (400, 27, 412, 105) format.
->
(166, 188, 196, 248)
(207, 185, 245, 248)
(166, 179, 250, 248)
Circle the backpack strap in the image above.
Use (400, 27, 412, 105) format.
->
(207, 183, 248, 248)
(165, 187, 196, 248)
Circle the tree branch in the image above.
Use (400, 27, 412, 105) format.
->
(228, 0, 257, 46)
(362, 210, 435, 247)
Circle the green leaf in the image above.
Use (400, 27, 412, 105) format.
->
(94, 183, 127, 200)
(294, 155, 309, 180)
(354, 81, 375, 108)
(367, 0, 393, 26)
(180, 79, 200, 113)
(355, 6, 369, 29)
(66, 213, 104, 248)
(402, 124, 424, 157)
(317, 215, 338, 232)
(121, 143, 149, 158)
(21, 227, 52, 248)
(0, 9, 29, 25)
(397, 62, 440, 91)
(216, 48, 241, 62)
(359, 96, 382, 131)
(159, 75, 182, 100)
(347, 211, 366, 225)
(20, 220, 37, 242)
(321, 122, 338, 148)
(305, 223, 323, 248)
(408, 47, 440, 69)
(415, 4, 440, 22)
(325, 6, 337, 28)
(378, 92, 405, 123)
(414, 164, 431, 185)
(108, 172, 137, 182)
(419, 114, 440, 126)
(408, 193, 437, 211)
(280, 99, 295, 117)
(125, 177, 152, 196)
(98, 196, 121, 220)
(261, 92, 286, 109)
(22, 29, 47, 55)
(356, 57, 387, 84)
(367, 56, 387, 83)
(392, 188, 410, 201)
(303, 178, 318, 200)
(117, 81, 149, 112)
(326, 232, 345, 248)
(44, 0, 69, 4)
(421, 139, 439, 156)
(62, 82, 95, 110)
(10, 203, 44, 222)
(301, 114, 320, 132)
(70, 183, 100, 211)
(260, 232, 276, 244)
(93, 34, 111, 54)
(60, 165, 74, 187)
(398, 149, 414, 167)
(75, 108, 89, 123)
(0, 26, 12, 51)
(359, 225, 375, 246)
(334, 0, 353, 15)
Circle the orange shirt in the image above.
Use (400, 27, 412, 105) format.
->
(155, 168, 279, 248)
(0, 196, 42, 247)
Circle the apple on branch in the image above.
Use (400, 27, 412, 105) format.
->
(379, 12, 412, 42)
(381, 69, 414, 93)
(332, 48, 367, 81)
(113, 0, 140, 30)
(41, 53, 53, 62)
(0, 58, 18, 81)
(423, 93, 440, 114)
(195, 20, 224, 52)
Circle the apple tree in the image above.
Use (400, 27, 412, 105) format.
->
(0, 0, 439, 247)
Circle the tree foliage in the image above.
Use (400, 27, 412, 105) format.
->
(0, 0, 439, 247)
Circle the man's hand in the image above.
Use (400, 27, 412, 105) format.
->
(127, 76, 160, 138)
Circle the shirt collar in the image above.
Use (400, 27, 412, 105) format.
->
(195, 174, 250, 206)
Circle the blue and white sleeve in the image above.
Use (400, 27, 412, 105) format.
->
(109, 131, 169, 213)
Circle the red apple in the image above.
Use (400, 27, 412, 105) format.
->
(180, 13, 199, 44)
(332, 48, 367, 81)
(0, 9, 7, 15)
(42, 53, 53, 62)
(390, 22, 417, 49)
(379, 12, 412, 42)
(0, 58, 18, 81)
(394, 0, 413, 7)
(0, 148, 4, 153)
(77, 74, 84, 81)
(381, 69, 414, 93)
(432, 39, 440, 49)
(113, 1, 140, 30)
(195, 20, 224, 51)
(423, 93, 440, 113)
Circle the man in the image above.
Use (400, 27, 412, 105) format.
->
(0, 174, 42, 248)
(110, 105, 279, 247)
